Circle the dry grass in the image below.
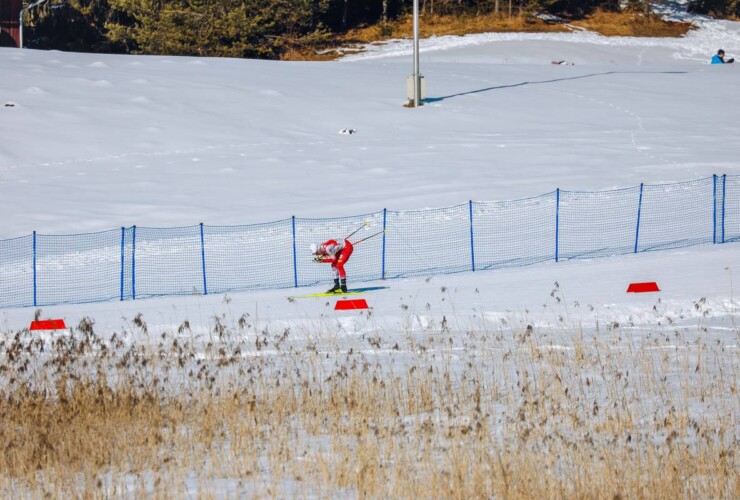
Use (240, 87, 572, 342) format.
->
(0, 302, 737, 497)
(359, 13, 570, 40)
(285, 14, 568, 61)
(284, 11, 693, 60)
(570, 10, 693, 37)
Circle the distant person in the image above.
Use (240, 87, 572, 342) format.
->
(711, 49, 734, 64)
(311, 238, 354, 293)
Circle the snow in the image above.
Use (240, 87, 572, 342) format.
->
(2, 21, 739, 238)
(1, 8, 739, 496)
(0, 10, 737, 346)
(1, 241, 736, 340)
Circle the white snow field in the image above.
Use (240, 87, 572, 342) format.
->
(0, 8, 739, 498)
(1, 14, 738, 332)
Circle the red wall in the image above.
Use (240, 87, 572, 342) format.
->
(1, 0, 23, 48)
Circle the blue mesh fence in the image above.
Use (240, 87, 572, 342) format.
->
(134, 225, 206, 299)
(36, 230, 122, 306)
(0, 234, 33, 308)
(724, 175, 740, 243)
(637, 177, 715, 252)
(385, 205, 472, 278)
(204, 220, 294, 294)
(559, 187, 641, 260)
(121, 226, 134, 301)
(0, 175, 737, 309)
(473, 194, 556, 270)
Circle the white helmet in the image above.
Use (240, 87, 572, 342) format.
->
(310, 243, 318, 255)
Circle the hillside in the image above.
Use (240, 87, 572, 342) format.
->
(0, 13, 739, 498)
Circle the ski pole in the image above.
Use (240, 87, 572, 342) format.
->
(345, 221, 368, 240)
(352, 230, 385, 246)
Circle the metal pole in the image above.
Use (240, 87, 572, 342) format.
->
(555, 189, 560, 263)
(381, 209, 387, 280)
(345, 221, 367, 240)
(33, 230, 37, 306)
(469, 201, 475, 272)
(353, 230, 385, 245)
(712, 174, 717, 244)
(132, 225, 136, 300)
(200, 223, 208, 295)
(120, 227, 125, 300)
(721, 174, 726, 244)
(19, 0, 52, 49)
(634, 183, 644, 253)
(292, 216, 298, 288)
(412, 0, 420, 107)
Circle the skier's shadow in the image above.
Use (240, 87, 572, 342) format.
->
(424, 70, 688, 103)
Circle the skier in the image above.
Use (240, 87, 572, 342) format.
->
(711, 49, 734, 64)
(310, 238, 354, 293)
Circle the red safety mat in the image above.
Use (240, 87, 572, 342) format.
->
(627, 282, 660, 293)
(334, 299, 369, 310)
(30, 319, 67, 330)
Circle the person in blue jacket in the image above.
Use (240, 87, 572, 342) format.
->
(711, 49, 734, 64)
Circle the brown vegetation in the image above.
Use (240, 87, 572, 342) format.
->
(352, 13, 570, 41)
(285, 11, 693, 60)
(1, 302, 737, 497)
(570, 10, 694, 37)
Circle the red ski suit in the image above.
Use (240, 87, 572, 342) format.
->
(317, 239, 353, 279)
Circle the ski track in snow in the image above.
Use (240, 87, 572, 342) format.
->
(554, 88, 669, 164)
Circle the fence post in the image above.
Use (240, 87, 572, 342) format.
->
(200, 223, 208, 295)
(469, 201, 475, 272)
(381, 209, 387, 280)
(292, 216, 298, 287)
(634, 183, 644, 253)
(722, 174, 726, 244)
(120, 227, 125, 301)
(132, 225, 136, 300)
(32, 230, 37, 307)
(713, 175, 717, 244)
(555, 189, 560, 263)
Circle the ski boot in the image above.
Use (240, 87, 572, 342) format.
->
(340, 279, 348, 293)
(327, 279, 341, 294)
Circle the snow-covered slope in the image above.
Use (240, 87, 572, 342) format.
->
(2, 18, 739, 238)
(0, 14, 738, 334)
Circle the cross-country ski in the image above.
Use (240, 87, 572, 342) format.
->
(289, 286, 389, 299)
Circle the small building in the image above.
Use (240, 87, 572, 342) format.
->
(1, 0, 23, 48)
